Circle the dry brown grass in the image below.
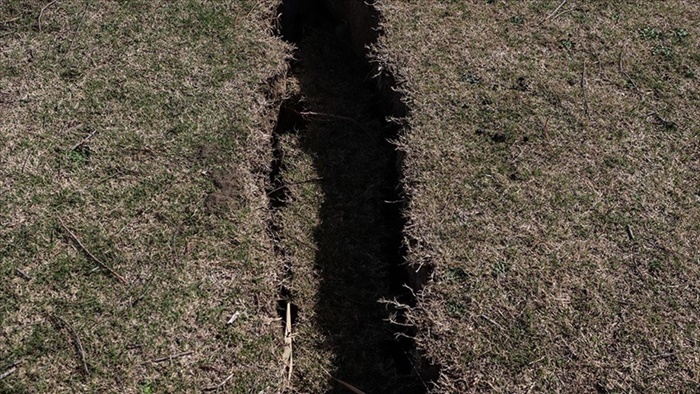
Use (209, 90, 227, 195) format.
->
(3, 0, 699, 392)
(1, 1, 288, 392)
(376, 0, 700, 392)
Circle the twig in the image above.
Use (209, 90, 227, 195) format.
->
(92, 169, 126, 185)
(282, 302, 293, 383)
(266, 177, 324, 196)
(38, 0, 59, 32)
(581, 61, 590, 118)
(50, 314, 89, 375)
(0, 366, 17, 380)
(403, 283, 418, 299)
(288, 234, 318, 252)
(648, 112, 676, 130)
(551, 9, 572, 20)
(1, 17, 21, 25)
(203, 373, 234, 391)
(151, 351, 193, 363)
(70, 128, 98, 151)
(61, 0, 90, 59)
(386, 314, 416, 327)
(618, 51, 638, 91)
(299, 111, 369, 133)
(21, 152, 31, 173)
(320, 368, 367, 394)
(544, 0, 568, 22)
(404, 349, 433, 392)
(393, 331, 419, 341)
(480, 314, 506, 331)
(57, 216, 128, 285)
(650, 351, 679, 359)
(542, 117, 551, 140)
(382, 298, 411, 311)
(15, 268, 31, 280)
(335, 378, 367, 394)
(226, 311, 240, 325)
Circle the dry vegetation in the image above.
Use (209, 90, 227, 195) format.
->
(3, 0, 699, 393)
(376, 0, 699, 392)
(1, 1, 288, 392)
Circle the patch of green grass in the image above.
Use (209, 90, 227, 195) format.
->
(558, 38, 574, 50)
(653, 44, 674, 60)
(671, 28, 689, 41)
(639, 26, 664, 40)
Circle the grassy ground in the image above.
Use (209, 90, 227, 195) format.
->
(3, 0, 699, 393)
(1, 1, 288, 392)
(376, 0, 699, 392)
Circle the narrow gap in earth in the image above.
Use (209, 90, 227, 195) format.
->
(269, 0, 440, 392)
(268, 95, 307, 326)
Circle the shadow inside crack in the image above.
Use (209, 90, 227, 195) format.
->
(273, 1, 441, 392)
(291, 19, 424, 394)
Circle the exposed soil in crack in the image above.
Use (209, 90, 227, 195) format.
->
(268, 1, 439, 392)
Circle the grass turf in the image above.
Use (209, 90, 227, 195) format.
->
(1, 1, 288, 392)
(376, 0, 699, 391)
(2, 0, 699, 392)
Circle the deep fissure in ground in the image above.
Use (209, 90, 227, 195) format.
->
(268, 1, 438, 392)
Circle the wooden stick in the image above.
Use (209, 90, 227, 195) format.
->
(61, 0, 90, 60)
(581, 61, 590, 118)
(320, 368, 367, 394)
(21, 152, 31, 173)
(285, 302, 293, 382)
(266, 177, 324, 196)
(38, 0, 59, 32)
(551, 9, 572, 20)
(334, 378, 367, 394)
(203, 373, 234, 391)
(0, 17, 21, 25)
(481, 314, 505, 331)
(15, 268, 31, 280)
(152, 351, 192, 363)
(70, 128, 98, 151)
(57, 216, 128, 285)
(544, 0, 567, 22)
(0, 367, 16, 380)
(50, 315, 89, 375)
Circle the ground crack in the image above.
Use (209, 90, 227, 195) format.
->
(268, 1, 440, 392)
